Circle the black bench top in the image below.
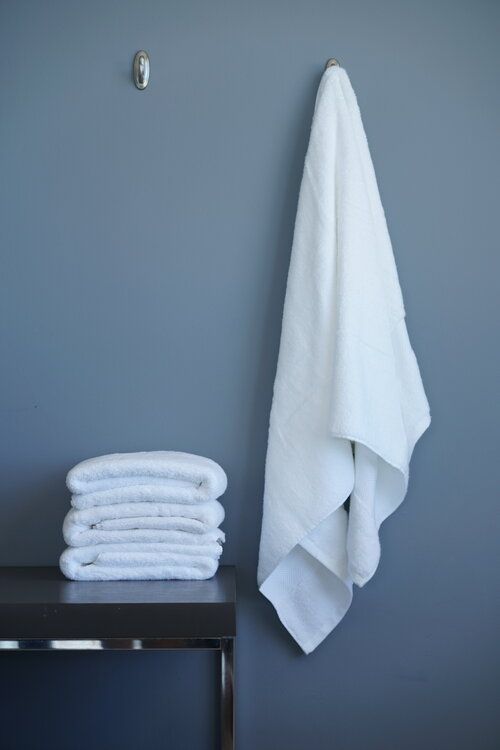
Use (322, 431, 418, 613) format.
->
(0, 566, 236, 640)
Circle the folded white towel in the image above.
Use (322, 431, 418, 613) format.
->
(71, 484, 224, 510)
(92, 499, 224, 529)
(63, 502, 225, 547)
(67, 451, 227, 501)
(60, 543, 221, 581)
(258, 65, 430, 653)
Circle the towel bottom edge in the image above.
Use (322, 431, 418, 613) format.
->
(260, 543, 353, 654)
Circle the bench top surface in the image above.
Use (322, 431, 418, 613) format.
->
(0, 566, 236, 639)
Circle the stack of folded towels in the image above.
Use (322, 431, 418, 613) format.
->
(59, 451, 227, 581)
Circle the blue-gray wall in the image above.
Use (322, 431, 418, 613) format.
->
(1, 1, 499, 748)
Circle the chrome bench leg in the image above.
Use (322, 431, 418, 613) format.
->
(220, 637, 234, 749)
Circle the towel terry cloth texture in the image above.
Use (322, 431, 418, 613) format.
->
(257, 65, 431, 653)
(60, 451, 227, 581)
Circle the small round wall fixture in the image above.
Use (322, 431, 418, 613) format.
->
(133, 50, 150, 90)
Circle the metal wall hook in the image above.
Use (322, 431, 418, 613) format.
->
(325, 57, 340, 70)
(133, 50, 150, 90)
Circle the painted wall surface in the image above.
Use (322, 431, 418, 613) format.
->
(1, 1, 499, 748)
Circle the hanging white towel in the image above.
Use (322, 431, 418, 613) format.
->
(257, 65, 430, 653)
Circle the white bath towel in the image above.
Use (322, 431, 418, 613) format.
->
(70, 484, 224, 511)
(63, 502, 225, 547)
(60, 543, 221, 581)
(67, 451, 227, 501)
(258, 65, 430, 653)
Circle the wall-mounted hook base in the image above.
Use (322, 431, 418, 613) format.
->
(133, 51, 150, 90)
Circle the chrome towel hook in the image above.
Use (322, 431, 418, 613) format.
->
(324, 57, 340, 70)
(133, 51, 150, 90)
